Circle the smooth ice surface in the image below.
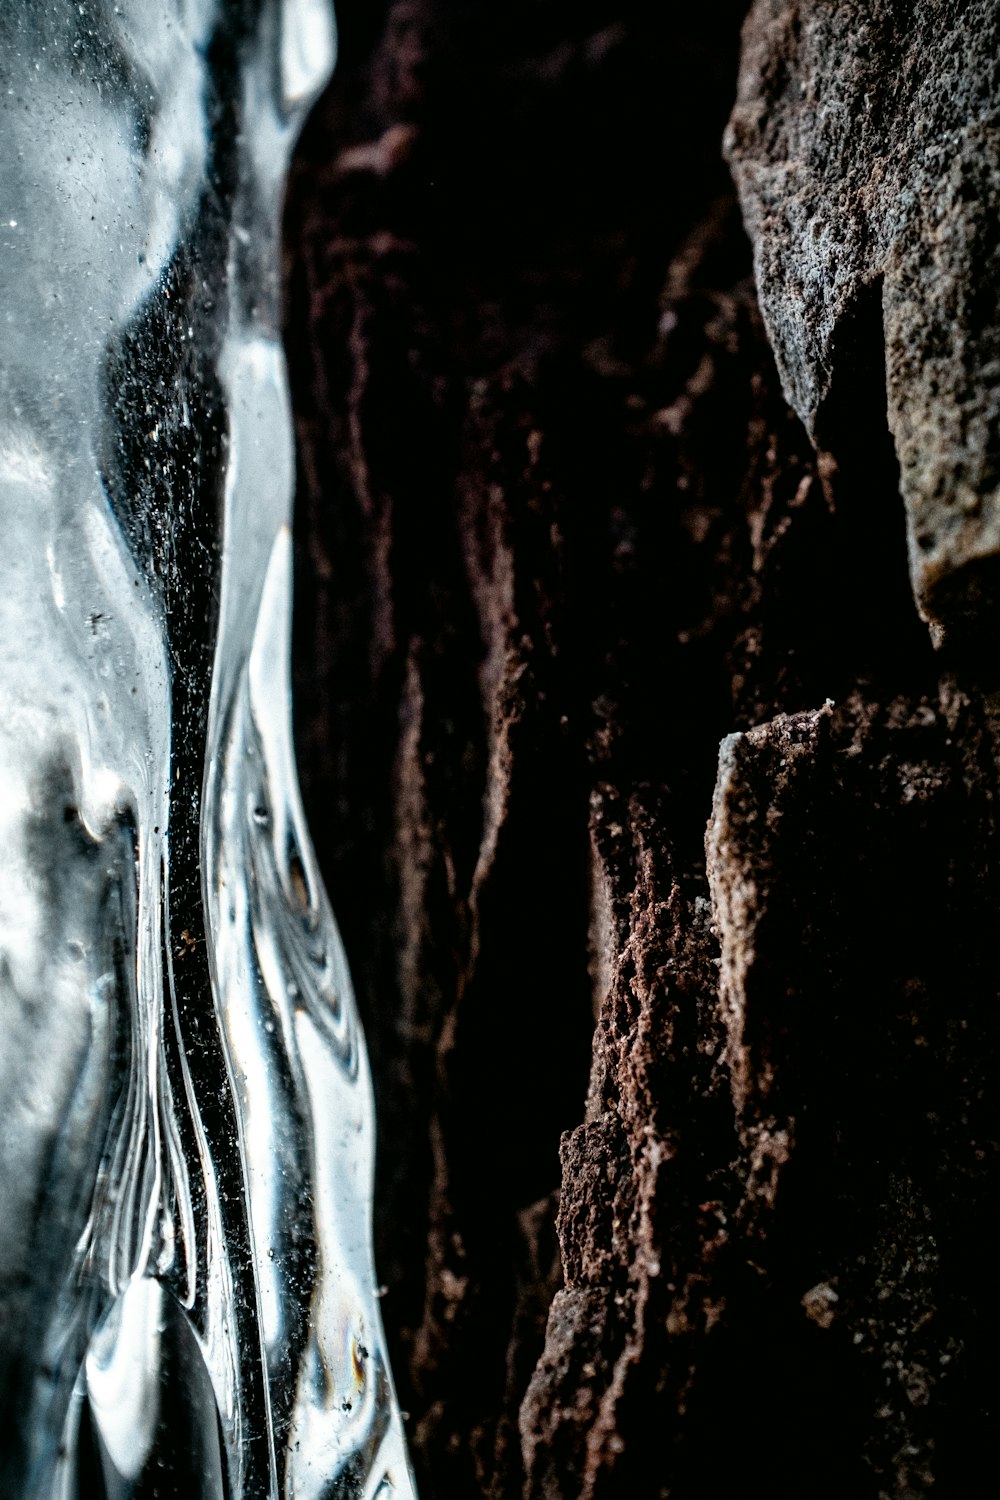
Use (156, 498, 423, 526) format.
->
(0, 4, 416, 1496)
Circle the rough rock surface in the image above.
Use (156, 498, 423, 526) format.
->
(726, 0, 1000, 639)
(284, 2, 1000, 1495)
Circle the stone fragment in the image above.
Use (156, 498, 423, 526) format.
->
(726, 1, 1000, 641)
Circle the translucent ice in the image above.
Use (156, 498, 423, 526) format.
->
(0, 4, 415, 1496)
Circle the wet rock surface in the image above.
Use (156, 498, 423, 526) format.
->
(285, 2, 1000, 1494)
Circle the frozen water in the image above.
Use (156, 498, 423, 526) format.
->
(0, 4, 415, 1496)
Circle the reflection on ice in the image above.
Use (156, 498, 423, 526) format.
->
(0, 3, 415, 1495)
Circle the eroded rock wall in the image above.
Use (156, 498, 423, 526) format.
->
(285, 4, 1000, 1494)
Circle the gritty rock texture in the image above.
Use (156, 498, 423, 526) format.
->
(700, 685, 1000, 1499)
(283, 2, 1000, 1495)
(726, 0, 1000, 639)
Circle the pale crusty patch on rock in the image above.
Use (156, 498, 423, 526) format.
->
(726, 0, 1000, 640)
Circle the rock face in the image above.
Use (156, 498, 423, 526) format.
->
(285, 2, 1000, 1496)
(726, 0, 1000, 641)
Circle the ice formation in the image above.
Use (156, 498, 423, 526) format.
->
(0, 3, 415, 1495)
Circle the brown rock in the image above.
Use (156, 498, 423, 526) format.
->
(284, 2, 1000, 1494)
